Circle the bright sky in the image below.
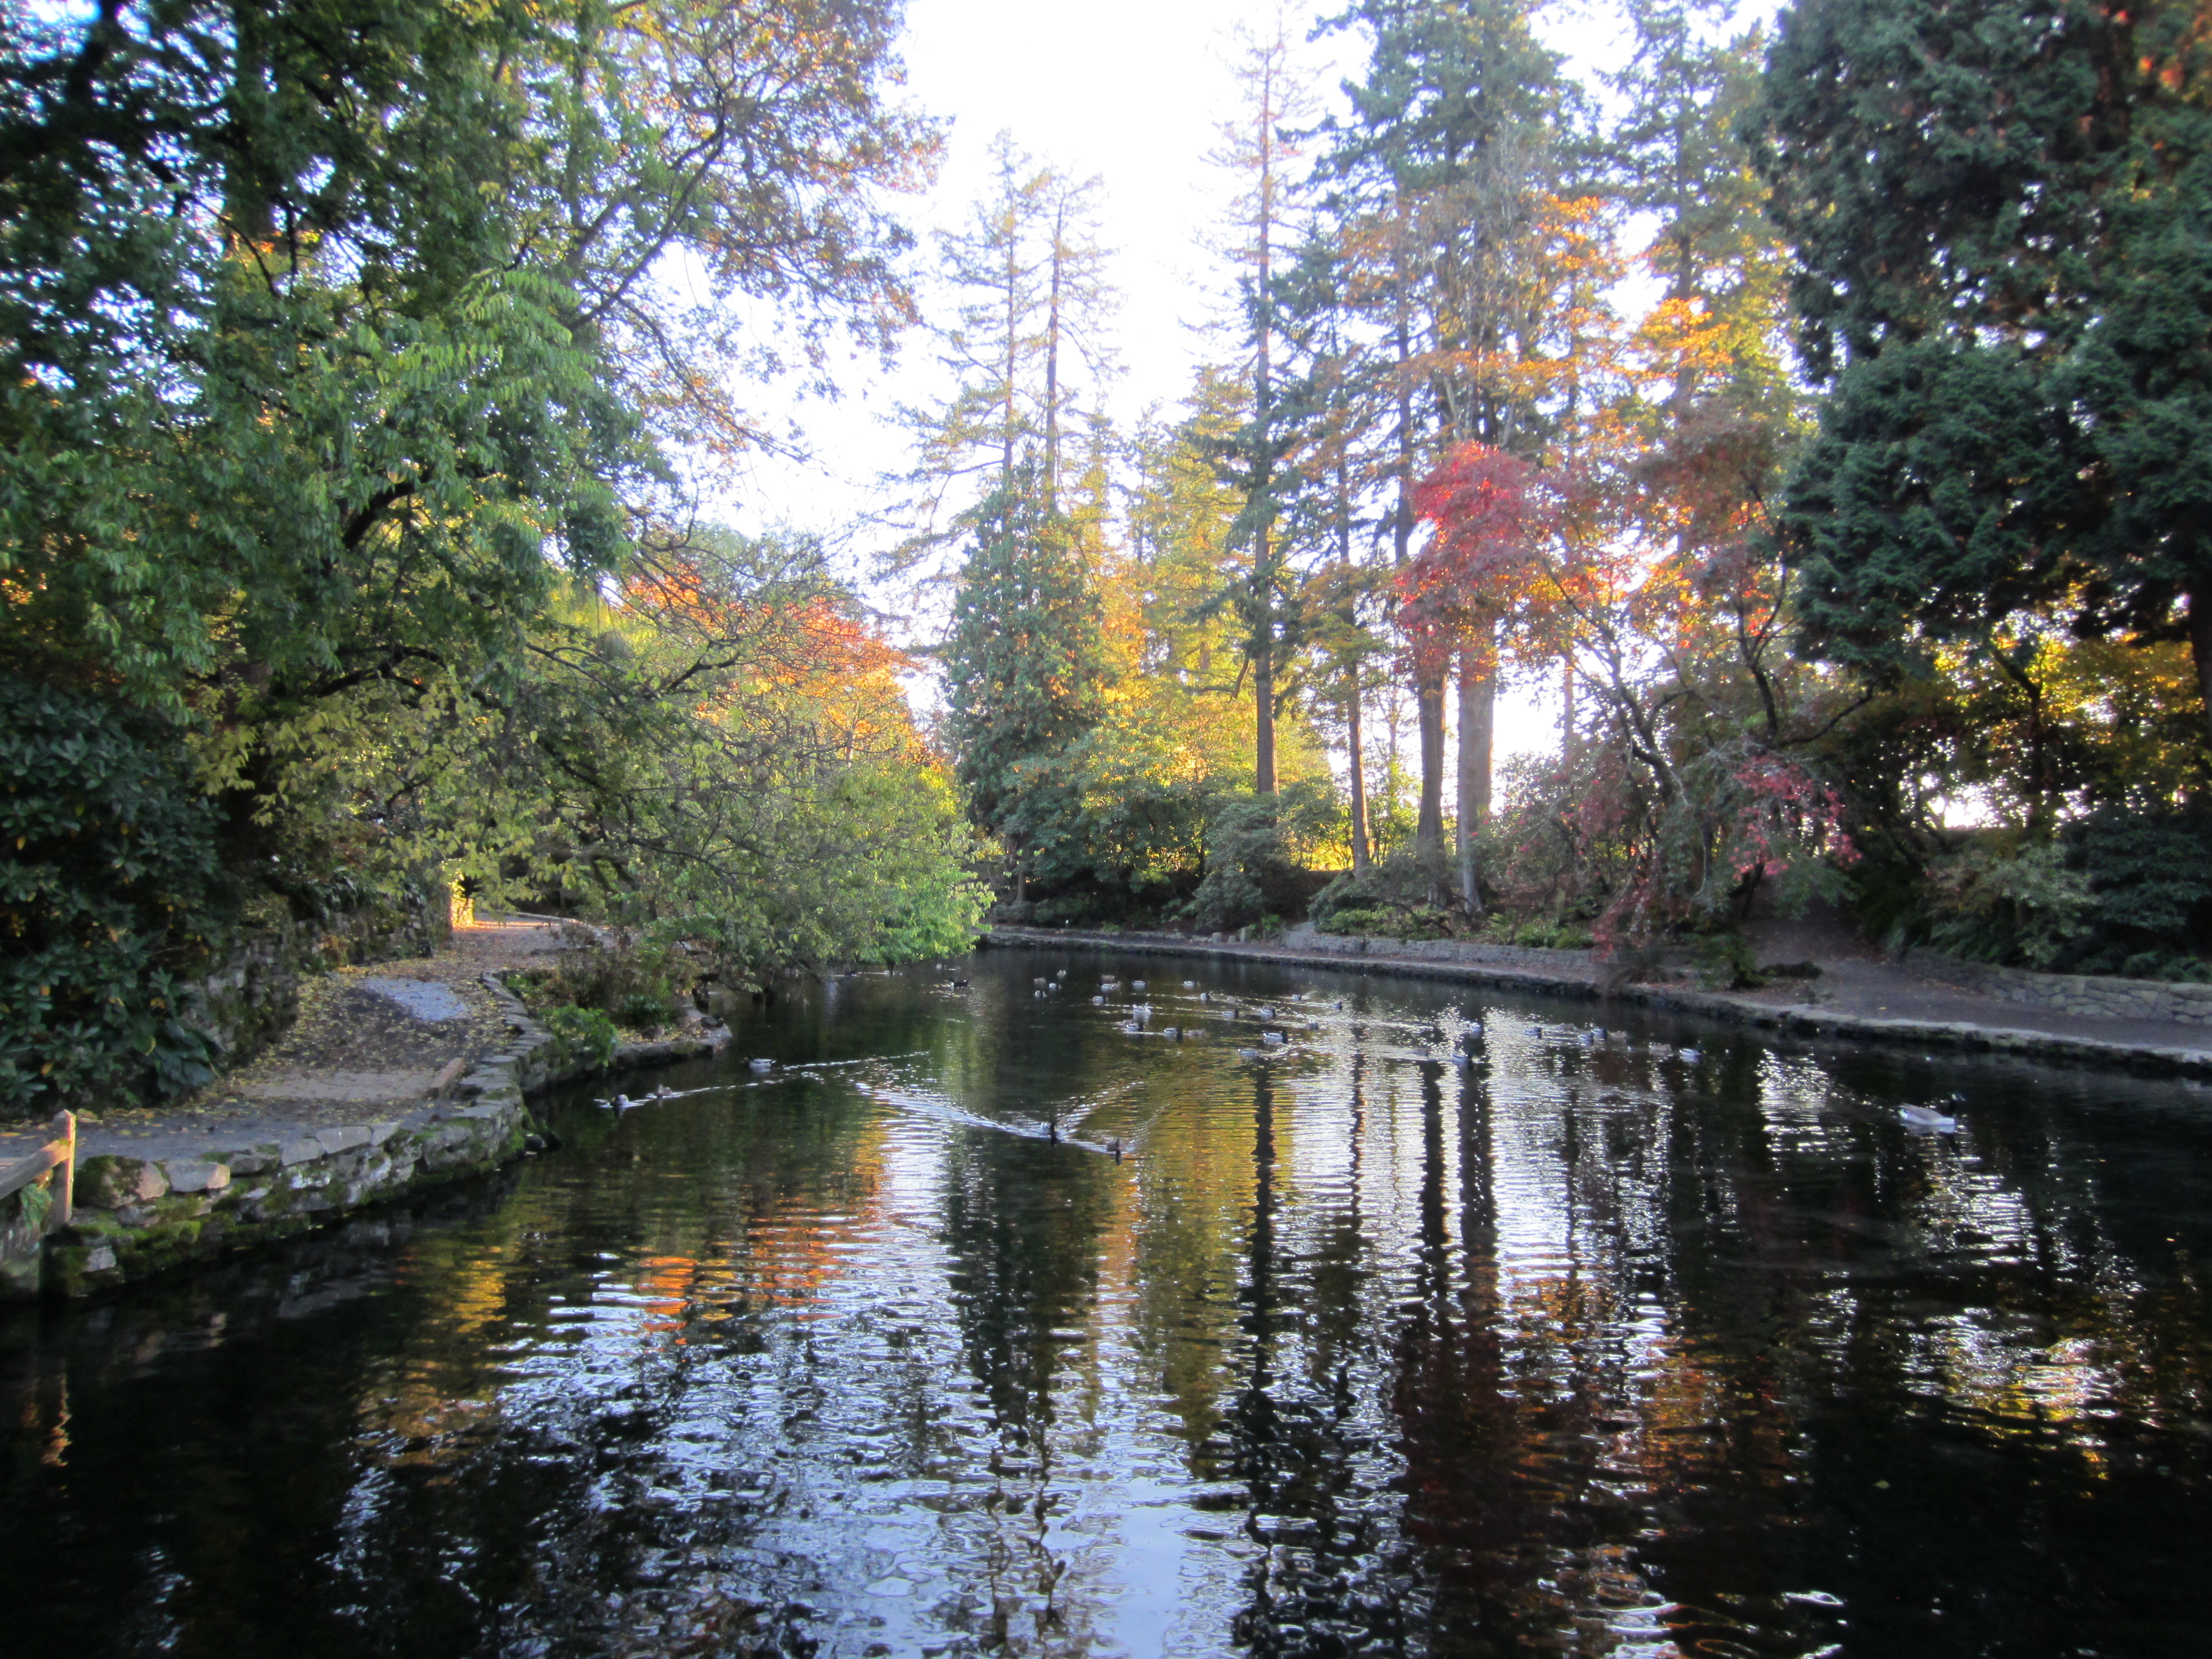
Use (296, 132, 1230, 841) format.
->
(727, 0, 1657, 765)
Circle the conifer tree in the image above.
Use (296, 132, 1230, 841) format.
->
(1752, 0, 2212, 750)
(890, 134, 1114, 575)
(942, 457, 1105, 899)
(1322, 0, 1578, 886)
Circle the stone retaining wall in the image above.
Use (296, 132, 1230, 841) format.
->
(186, 886, 453, 1073)
(1280, 925, 1595, 972)
(8, 974, 732, 1300)
(1904, 951, 2212, 1029)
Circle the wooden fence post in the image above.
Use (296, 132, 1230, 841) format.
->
(51, 1111, 74, 1230)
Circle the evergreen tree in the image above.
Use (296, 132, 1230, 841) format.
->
(1321, 0, 1579, 869)
(942, 457, 1106, 898)
(889, 133, 1115, 575)
(1752, 0, 2212, 752)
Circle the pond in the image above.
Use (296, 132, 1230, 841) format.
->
(3, 951, 2209, 1657)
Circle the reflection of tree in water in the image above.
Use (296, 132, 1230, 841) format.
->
(1221, 1055, 1422, 1656)
(304, 1067, 927, 1658)
(936, 1126, 1117, 1651)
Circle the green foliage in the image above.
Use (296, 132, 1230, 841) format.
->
(3, 0, 961, 1082)
(1754, 0, 2212, 745)
(1925, 840, 2096, 971)
(542, 1005, 620, 1070)
(0, 678, 225, 1112)
(943, 458, 1107, 884)
(1693, 931, 1767, 991)
(2062, 807, 2212, 977)
(1187, 800, 1304, 934)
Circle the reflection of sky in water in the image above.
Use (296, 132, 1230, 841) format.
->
(3, 957, 2210, 1658)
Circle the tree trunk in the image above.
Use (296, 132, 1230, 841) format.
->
(1045, 200, 1063, 501)
(1347, 676, 1371, 876)
(1457, 646, 1494, 915)
(1561, 660, 1577, 765)
(2192, 571, 2212, 748)
(1255, 623, 1277, 796)
(1416, 666, 1444, 864)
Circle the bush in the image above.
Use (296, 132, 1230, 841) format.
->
(2059, 806, 2212, 979)
(617, 991, 680, 1031)
(1310, 844, 1454, 935)
(0, 677, 227, 1113)
(1926, 838, 2095, 970)
(531, 929, 699, 1025)
(1693, 931, 1767, 990)
(1187, 801, 1305, 934)
(542, 1004, 620, 1068)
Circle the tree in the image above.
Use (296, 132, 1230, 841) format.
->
(1321, 0, 1580, 879)
(942, 459, 1106, 900)
(1202, 10, 1321, 796)
(1751, 0, 2212, 752)
(889, 133, 1115, 573)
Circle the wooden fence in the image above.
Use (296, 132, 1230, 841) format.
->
(0, 1112, 76, 1230)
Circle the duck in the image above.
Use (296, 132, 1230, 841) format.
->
(1183, 980, 1197, 989)
(749, 1056, 775, 1072)
(1237, 1047, 1262, 1060)
(1262, 1030, 1286, 1045)
(1092, 994, 1107, 1005)
(1107, 1136, 1123, 1161)
(1133, 979, 1147, 990)
(1162, 1026, 1180, 1040)
(1900, 1104, 1959, 1133)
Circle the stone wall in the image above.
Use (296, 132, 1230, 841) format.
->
(1903, 951, 2212, 1029)
(16, 974, 732, 1300)
(1280, 925, 1595, 972)
(185, 885, 453, 1071)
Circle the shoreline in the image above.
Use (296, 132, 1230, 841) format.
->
(986, 927, 2212, 1079)
(3, 969, 731, 1302)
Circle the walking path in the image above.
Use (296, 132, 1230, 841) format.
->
(0, 917, 572, 1170)
(990, 923, 2212, 1077)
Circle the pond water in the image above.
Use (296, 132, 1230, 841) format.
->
(3, 951, 2209, 1658)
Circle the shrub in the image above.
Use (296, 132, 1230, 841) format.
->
(1188, 801, 1303, 934)
(1693, 931, 1767, 990)
(0, 677, 227, 1113)
(2059, 806, 2212, 979)
(617, 991, 680, 1031)
(534, 929, 698, 1023)
(1926, 839, 2094, 969)
(542, 1004, 620, 1069)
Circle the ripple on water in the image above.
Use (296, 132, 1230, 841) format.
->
(4, 957, 2212, 1657)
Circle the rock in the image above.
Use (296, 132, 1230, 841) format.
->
(215, 1146, 278, 1176)
(279, 1137, 326, 1166)
(316, 1125, 374, 1156)
(76, 1156, 168, 1208)
(159, 1160, 231, 1194)
(84, 1245, 118, 1274)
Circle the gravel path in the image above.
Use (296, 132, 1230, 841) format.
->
(0, 918, 573, 1168)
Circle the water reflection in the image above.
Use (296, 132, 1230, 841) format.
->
(3, 957, 2209, 1657)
